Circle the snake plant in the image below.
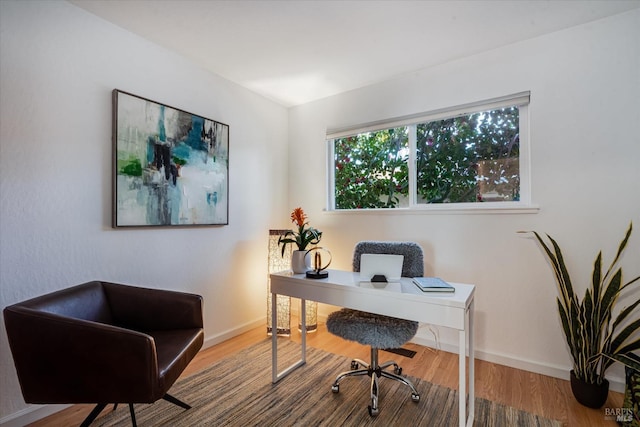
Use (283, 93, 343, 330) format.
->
(524, 223, 640, 385)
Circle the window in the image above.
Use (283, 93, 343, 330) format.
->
(327, 92, 531, 211)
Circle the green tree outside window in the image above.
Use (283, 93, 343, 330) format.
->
(333, 107, 520, 209)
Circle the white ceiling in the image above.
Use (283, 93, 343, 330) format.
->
(70, 0, 639, 107)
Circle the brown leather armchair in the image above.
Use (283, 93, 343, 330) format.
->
(3, 281, 204, 426)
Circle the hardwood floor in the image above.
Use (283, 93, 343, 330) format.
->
(29, 322, 623, 426)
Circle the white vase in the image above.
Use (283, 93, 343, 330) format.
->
(291, 250, 310, 274)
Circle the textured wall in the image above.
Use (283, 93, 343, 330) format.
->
(0, 1, 288, 423)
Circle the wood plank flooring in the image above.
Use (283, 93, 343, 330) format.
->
(28, 322, 623, 426)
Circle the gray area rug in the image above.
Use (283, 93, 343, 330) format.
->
(94, 339, 561, 426)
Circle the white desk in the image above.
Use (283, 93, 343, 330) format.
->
(270, 269, 476, 427)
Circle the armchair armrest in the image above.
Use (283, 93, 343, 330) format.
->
(102, 281, 203, 331)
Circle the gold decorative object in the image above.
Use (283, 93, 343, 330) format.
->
(305, 247, 331, 279)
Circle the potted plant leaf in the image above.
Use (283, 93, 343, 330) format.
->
(522, 223, 640, 408)
(622, 366, 640, 425)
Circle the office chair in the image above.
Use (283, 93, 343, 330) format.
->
(326, 241, 422, 416)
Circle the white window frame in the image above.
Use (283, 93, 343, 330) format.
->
(326, 92, 538, 214)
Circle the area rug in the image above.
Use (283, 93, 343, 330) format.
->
(94, 339, 562, 426)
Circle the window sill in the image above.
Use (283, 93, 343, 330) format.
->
(325, 203, 540, 215)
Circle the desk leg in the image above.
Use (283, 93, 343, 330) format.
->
(300, 298, 307, 357)
(271, 292, 306, 384)
(458, 329, 466, 427)
(271, 291, 278, 383)
(459, 302, 475, 427)
(468, 300, 475, 426)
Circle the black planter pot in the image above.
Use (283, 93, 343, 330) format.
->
(570, 370, 609, 409)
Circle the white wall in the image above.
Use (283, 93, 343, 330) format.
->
(288, 9, 640, 390)
(0, 1, 288, 424)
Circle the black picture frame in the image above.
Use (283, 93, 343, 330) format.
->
(112, 90, 229, 227)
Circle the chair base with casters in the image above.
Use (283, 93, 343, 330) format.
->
(327, 308, 420, 416)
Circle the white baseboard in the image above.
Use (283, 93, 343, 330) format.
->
(0, 404, 70, 427)
(202, 318, 265, 349)
(410, 335, 626, 393)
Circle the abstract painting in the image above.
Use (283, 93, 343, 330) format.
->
(113, 90, 229, 227)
